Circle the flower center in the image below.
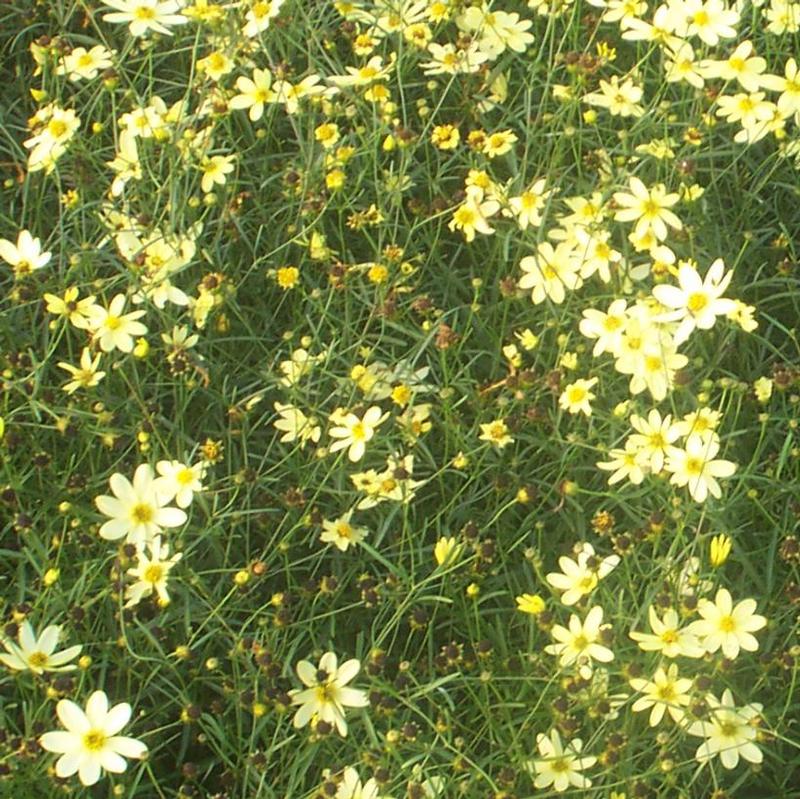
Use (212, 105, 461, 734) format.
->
(687, 292, 708, 313)
(660, 629, 678, 644)
(105, 315, 122, 330)
(131, 503, 154, 524)
(718, 615, 736, 632)
(143, 563, 165, 584)
(134, 6, 157, 21)
(551, 756, 570, 772)
(83, 729, 107, 752)
(27, 651, 49, 668)
(685, 457, 704, 476)
(48, 119, 68, 138)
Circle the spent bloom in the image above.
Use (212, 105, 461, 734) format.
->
(290, 652, 369, 736)
(0, 621, 82, 674)
(95, 463, 187, 547)
(686, 689, 763, 769)
(689, 587, 767, 659)
(39, 690, 147, 786)
(528, 729, 596, 792)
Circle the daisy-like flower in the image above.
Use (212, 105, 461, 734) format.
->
(243, 0, 285, 37)
(87, 294, 148, 354)
(518, 241, 582, 305)
(596, 443, 648, 486)
(320, 511, 368, 552)
(664, 432, 737, 502)
(43, 287, 97, 329)
(612, 177, 683, 242)
(58, 348, 107, 395)
(328, 406, 389, 462)
(479, 418, 513, 449)
(629, 663, 693, 726)
(40, 691, 147, 786)
(546, 543, 620, 606)
(627, 409, 681, 473)
(290, 652, 369, 736)
(516, 593, 546, 615)
(101, 0, 188, 37)
(629, 606, 705, 658)
(652, 258, 737, 345)
(507, 178, 550, 230)
(448, 187, 500, 242)
(95, 463, 187, 547)
(582, 75, 645, 117)
(0, 621, 82, 674)
(688, 587, 767, 659)
(57, 45, 115, 81)
(229, 68, 277, 122)
(336, 766, 388, 799)
(527, 729, 597, 792)
(558, 377, 598, 416)
(0, 229, 52, 278)
(200, 154, 235, 193)
(124, 538, 183, 608)
(545, 605, 614, 676)
(686, 689, 763, 769)
(273, 402, 322, 448)
(434, 536, 463, 567)
(154, 460, 206, 508)
(579, 299, 629, 356)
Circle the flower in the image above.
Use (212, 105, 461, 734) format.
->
(448, 187, 500, 242)
(689, 587, 767, 659)
(629, 664, 693, 726)
(0, 621, 82, 674)
(0, 229, 52, 278)
(479, 418, 513, 448)
(629, 606, 705, 658)
(290, 652, 369, 736)
(596, 443, 647, 486)
(528, 729, 596, 792)
(87, 294, 148, 354)
(243, 0, 285, 37)
(516, 593, 546, 615)
(154, 460, 206, 508)
(664, 432, 737, 502)
(200, 154, 235, 193)
(56, 45, 115, 81)
(546, 543, 619, 605)
(328, 406, 389, 462)
(39, 690, 147, 786)
(320, 511, 368, 552)
(709, 533, 732, 567)
(43, 287, 97, 329)
(101, 0, 188, 37)
(273, 402, 321, 448)
(95, 463, 187, 547)
(613, 177, 682, 242)
(652, 259, 737, 344)
(124, 538, 182, 607)
(686, 689, 763, 769)
(519, 241, 582, 304)
(229, 68, 278, 121)
(336, 766, 387, 799)
(627, 409, 681, 473)
(545, 606, 614, 675)
(58, 348, 106, 394)
(434, 536, 462, 566)
(558, 377, 598, 416)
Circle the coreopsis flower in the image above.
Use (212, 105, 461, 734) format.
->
(698, 41, 767, 92)
(688, 587, 767, 659)
(95, 463, 187, 546)
(652, 258, 737, 345)
(518, 241, 582, 304)
(675, 0, 739, 45)
(0, 621, 82, 674)
(709, 533, 732, 567)
(40, 691, 147, 786)
(0, 229, 51, 278)
(87, 294, 148, 354)
(579, 299, 628, 356)
(674, 407, 721, 438)
(629, 664, 693, 726)
(108, 129, 142, 196)
(612, 177, 682, 242)
(229, 68, 277, 121)
(273, 402, 321, 448)
(56, 45, 115, 81)
(320, 511, 368, 552)
(686, 689, 763, 769)
(507, 178, 550, 230)
(197, 50, 234, 81)
(627, 409, 681, 473)
(154, 460, 206, 508)
(448, 187, 500, 242)
(421, 42, 489, 75)
(546, 543, 619, 606)
(352, 453, 423, 509)
(290, 652, 369, 736)
(43, 287, 97, 329)
(336, 766, 388, 799)
(761, 57, 800, 118)
(327, 55, 395, 88)
(516, 593, 546, 615)
(664, 432, 737, 502)
(434, 536, 462, 566)
(328, 406, 389, 462)
(125, 538, 182, 607)
(58, 348, 107, 395)
(24, 105, 81, 173)
(200, 154, 235, 193)
(582, 75, 645, 117)
(479, 418, 513, 448)
(558, 377, 598, 416)
(629, 606, 705, 658)
(545, 606, 614, 676)
(596, 443, 648, 486)
(482, 129, 518, 158)
(101, 0, 187, 35)
(243, 0, 284, 36)
(528, 729, 596, 792)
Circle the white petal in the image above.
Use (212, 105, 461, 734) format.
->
(55, 751, 83, 777)
(85, 691, 109, 727)
(41, 731, 80, 754)
(103, 703, 132, 736)
(108, 735, 147, 759)
(57, 699, 90, 734)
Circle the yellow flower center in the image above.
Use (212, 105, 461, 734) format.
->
(687, 292, 708, 313)
(351, 421, 367, 441)
(134, 6, 157, 21)
(567, 386, 587, 404)
(105, 315, 122, 330)
(131, 503, 154, 524)
(454, 207, 476, 226)
(720, 720, 740, 738)
(692, 10, 710, 26)
(177, 467, 195, 486)
(48, 118, 68, 138)
(657, 683, 676, 701)
(78, 53, 95, 68)
(660, 629, 678, 644)
(27, 651, 49, 668)
(572, 634, 589, 651)
(143, 563, 165, 584)
(718, 615, 736, 632)
(83, 730, 107, 752)
(642, 198, 660, 218)
(551, 756, 570, 772)
(335, 522, 353, 539)
(685, 457, 704, 476)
